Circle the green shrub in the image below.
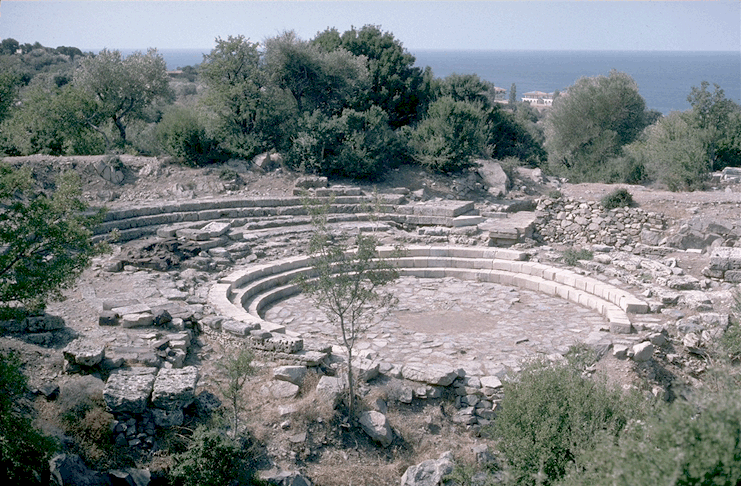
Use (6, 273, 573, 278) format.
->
(0, 353, 57, 484)
(561, 392, 741, 485)
(487, 361, 638, 486)
(561, 249, 593, 267)
(155, 106, 226, 166)
(547, 189, 563, 199)
(600, 188, 634, 209)
(410, 96, 486, 174)
(170, 425, 263, 486)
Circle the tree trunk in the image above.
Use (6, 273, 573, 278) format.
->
(113, 117, 126, 143)
(347, 346, 355, 419)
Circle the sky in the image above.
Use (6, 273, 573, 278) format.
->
(0, 0, 739, 52)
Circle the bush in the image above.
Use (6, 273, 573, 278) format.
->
(487, 361, 639, 485)
(155, 106, 226, 166)
(169, 425, 263, 486)
(600, 187, 634, 209)
(561, 392, 741, 485)
(410, 96, 486, 173)
(0, 352, 57, 484)
(287, 107, 399, 180)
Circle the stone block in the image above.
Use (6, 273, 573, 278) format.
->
(315, 376, 346, 408)
(63, 340, 104, 367)
(402, 364, 459, 387)
(273, 366, 307, 386)
(359, 411, 393, 447)
(222, 319, 260, 336)
(121, 313, 154, 328)
(152, 366, 199, 411)
(263, 380, 300, 399)
(104, 368, 157, 414)
(632, 342, 654, 362)
(151, 408, 184, 428)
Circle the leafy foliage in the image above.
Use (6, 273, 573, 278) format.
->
(1, 84, 105, 156)
(410, 96, 487, 173)
(315, 25, 430, 128)
(296, 197, 400, 417)
(488, 361, 638, 485)
(0, 352, 57, 484)
(625, 111, 710, 191)
(544, 70, 650, 182)
(75, 48, 173, 146)
(287, 106, 400, 180)
(217, 348, 256, 439)
(170, 425, 263, 486)
(155, 106, 225, 166)
(560, 392, 741, 485)
(0, 165, 107, 316)
(600, 188, 634, 209)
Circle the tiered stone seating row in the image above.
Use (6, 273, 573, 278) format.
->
(207, 246, 649, 352)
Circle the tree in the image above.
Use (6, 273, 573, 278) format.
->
(625, 111, 709, 190)
(0, 352, 57, 484)
(686, 81, 741, 170)
(216, 348, 256, 439)
(287, 106, 400, 180)
(0, 165, 107, 316)
(1, 84, 106, 156)
(544, 70, 650, 181)
(263, 31, 368, 116)
(508, 82, 517, 108)
(0, 71, 20, 126)
(200, 35, 299, 157)
(0, 38, 20, 56)
(434, 73, 495, 107)
(410, 96, 487, 173)
(490, 359, 640, 486)
(296, 198, 399, 418)
(317, 25, 430, 128)
(485, 106, 546, 166)
(75, 48, 172, 147)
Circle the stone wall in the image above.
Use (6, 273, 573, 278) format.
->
(534, 196, 667, 250)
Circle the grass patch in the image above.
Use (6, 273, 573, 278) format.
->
(561, 248, 593, 266)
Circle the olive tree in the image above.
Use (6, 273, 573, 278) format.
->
(544, 70, 649, 181)
(296, 198, 399, 418)
(0, 165, 107, 317)
(75, 48, 172, 147)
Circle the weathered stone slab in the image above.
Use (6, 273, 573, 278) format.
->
(273, 366, 307, 386)
(104, 368, 157, 414)
(401, 451, 455, 486)
(315, 376, 346, 408)
(152, 366, 199, 411)
(111, 304, 151, 316)
(632, 342, 654, 362)
(222, 319, 261, 336)
(402, 364, 460, 387)
(63, 340, 105, 367)
(359, 411, 393, 447)
(121, 313, 154, 328)
(200, 221, 231, 237)
(262, 380, 300, 399)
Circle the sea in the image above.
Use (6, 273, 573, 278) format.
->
(152, 48, 740, 115)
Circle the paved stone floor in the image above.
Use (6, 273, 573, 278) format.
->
(263, 276, 627, 376)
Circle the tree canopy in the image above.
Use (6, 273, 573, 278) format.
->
(75, 48, 172, 146)
(544, 70, 650, 181)
(0, 165, 107, 316)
